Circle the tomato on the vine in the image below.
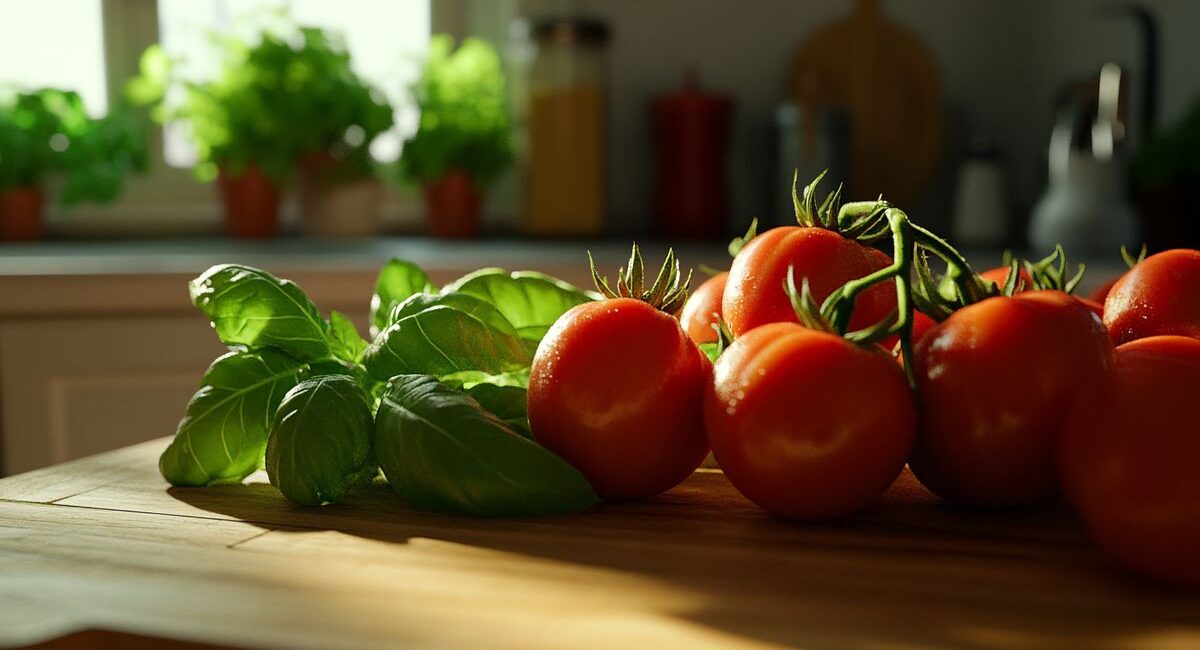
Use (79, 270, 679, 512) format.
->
(528, 250, 709, 501)
(911, 290, 1113, 508)
(705, 322, 916, 519)
(723, 226, 896, 336)
(1058, 335, 1200, 586)
(680, 272, 727, 345)
(1104, 248, 1200, 344)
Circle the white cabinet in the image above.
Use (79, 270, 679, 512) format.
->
(0, 311, 370, 476)
(0, 317, 224, 474)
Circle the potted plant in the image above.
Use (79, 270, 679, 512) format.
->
(0, 88, 145, 241)
(398, 35, 513, 238)
(288, 28, 394, 237)
(132, 24, 391, 242)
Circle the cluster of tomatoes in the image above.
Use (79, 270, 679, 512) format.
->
(525, 179, 1200, 587)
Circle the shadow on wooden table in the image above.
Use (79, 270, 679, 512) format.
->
(19, 630, 245, 650)
(166, 470, 1200, 650)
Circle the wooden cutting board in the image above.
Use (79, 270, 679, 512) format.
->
(790, 0, 943, 204)
(1, 438, 1198, 649)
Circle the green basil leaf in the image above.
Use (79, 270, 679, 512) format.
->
(386, 292, 520, 337)
(160, 349, 308, 487)
(444, 269, 594, 341)
(266, 375, 375, 506)
(190, 264, 330, 361)
(362, 294, 531, 383)
(370, 258, 434, 337)
(375, 375, 598, 516)
(327, 311, 368, 365)
(441, 367, 531, 390)
(465, 383, 531, 439)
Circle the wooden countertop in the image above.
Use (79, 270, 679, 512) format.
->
(1, 438, 1197, 650)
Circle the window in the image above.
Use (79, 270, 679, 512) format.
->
(0, 0, 108, 114)
(157, 0, 430, 167)
(0, 0, 436, 232)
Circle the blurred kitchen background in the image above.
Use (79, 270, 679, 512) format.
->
(0, 0, 1198, 475)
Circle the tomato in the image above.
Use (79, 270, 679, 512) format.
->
(1077, 296, 1104, 319)
(680, 272, 727, 345)
(704, 322, 916, 519)
(911, 311, 936, 344)
(1058, 336, 1200, 586)
(911, 291, 1114, 508)
(1104, 249, 1200, 345)
(723, 227, 896, 336)
(528, 297, 710, 501)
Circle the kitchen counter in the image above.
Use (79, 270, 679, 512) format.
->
(1, 438, 1197, 649)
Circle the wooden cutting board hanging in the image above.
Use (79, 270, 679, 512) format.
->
(789, 0, 942, 206)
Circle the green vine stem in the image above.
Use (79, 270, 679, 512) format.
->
(817, 208, 983, 390)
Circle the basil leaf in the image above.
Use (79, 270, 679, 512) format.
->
(386, 292, 520, 337)
(441, 367, 531, 389)
(375, 375, 598, 516)
(266, 375, 375, 506)
(465, 383, 531, 438)
(190, 264, 330, 361)
(327, 311, 368, 365)
(362, 294, 531, 383)
(445, 269, 594, 341)
(160, 349, 308, 487)
(370, 258, 434, 337)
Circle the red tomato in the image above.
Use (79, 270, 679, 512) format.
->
(979, 266, 1033, 292)
(722, 227, 896, 336)
(911, 291, 1114, 508)
(704, 322, 916, 519)
(528, 298, 710, 501)
(1104, 249, 1200, 345)
(680, 272, 727, 345)
(1077, 296, 1104, 319)
(911, 311, 936, 344)
(1058, 336, 1200, 586)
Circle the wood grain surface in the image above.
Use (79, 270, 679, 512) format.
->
(1, 438, 1198, 650)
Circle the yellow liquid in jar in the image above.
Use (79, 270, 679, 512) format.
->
(526, 84, 605, 236)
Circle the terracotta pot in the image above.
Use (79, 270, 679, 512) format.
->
(217, 165, 282, 239)
(423, 169, 482, 238)
(0, 187, 45, 242)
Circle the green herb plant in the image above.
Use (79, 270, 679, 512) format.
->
(161, 258, 599, 516)
(0, 87, 146, 203)
(126, 20, 393, 183)
(397, 34, 513, 188)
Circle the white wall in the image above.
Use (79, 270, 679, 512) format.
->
(509, 0, 1200, 237)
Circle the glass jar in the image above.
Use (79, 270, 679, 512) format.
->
(523, 17, 609, 237)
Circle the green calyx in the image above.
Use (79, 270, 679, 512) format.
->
(590, 245, 693, 314)
(1121, 244, 1148, 270)
(1022, 245, 1085, 294)
(728, 217, 759, 258)
(793, 170, 891, 244)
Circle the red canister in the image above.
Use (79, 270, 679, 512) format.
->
(651, 73, 734, 239)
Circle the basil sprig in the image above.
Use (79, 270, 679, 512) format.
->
(160, 259, 596, 516)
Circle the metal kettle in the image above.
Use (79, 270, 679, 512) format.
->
(1028, 64, 1139, 255)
